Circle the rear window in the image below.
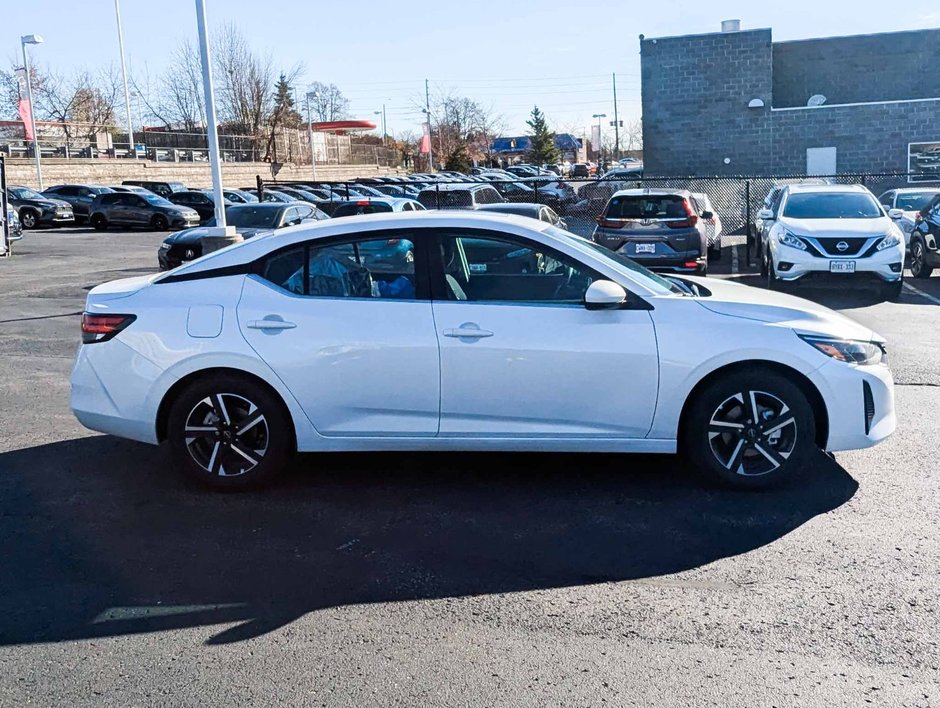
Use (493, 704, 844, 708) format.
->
(782, 192, 882, 219)
(332, 202, 394, 218)
(605, 195, 687, 219)
(418, 191, 472, 208)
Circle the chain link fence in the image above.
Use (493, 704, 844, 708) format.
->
(264, 172, 937, 264)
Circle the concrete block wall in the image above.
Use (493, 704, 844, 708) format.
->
(773, 29, 940, 108)
(4, 160, 404, 190)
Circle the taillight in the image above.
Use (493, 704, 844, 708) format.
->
(596, 217, 624, 229)
(81, 313, 136, 344)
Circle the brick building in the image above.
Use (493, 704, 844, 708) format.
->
(640, 24, 940, 181)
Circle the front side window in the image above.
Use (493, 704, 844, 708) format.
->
(782, 192, 882, 219)
(436, 232, 599, 304)
(260, 236, 417, 300)
(895, 192, 937, 212)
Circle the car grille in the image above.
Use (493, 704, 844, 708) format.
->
(816, 237, 869, 255)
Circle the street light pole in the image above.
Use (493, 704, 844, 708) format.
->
(374, 105, 386, 146)
(592, 112, 607, 171)
(20, 35, 43, 190)
(305, 91, 318, 180)
(114, 0, 135, 158)
(194, 0, 227, 229)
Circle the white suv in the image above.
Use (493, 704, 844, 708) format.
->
(758, 184, 905, 300)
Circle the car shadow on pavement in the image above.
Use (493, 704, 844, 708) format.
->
(0, 435, 858, 646)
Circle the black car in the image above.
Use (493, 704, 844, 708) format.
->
(121, 180, 186, 199)
(167, 190, 231, 223)
(909, 193, 940, 279)
(158, 202, 328, 270)
(7, 186, 75, 229)
(42, 184, 114, 223)
(476, 202, 567, 229)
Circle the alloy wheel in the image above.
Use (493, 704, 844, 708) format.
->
(911, 242, 925, 277)
(184, 393, 269, 477)
(707, 390, 797, 476)
(21, 211, 37, 229)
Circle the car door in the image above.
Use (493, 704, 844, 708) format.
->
(429, 229, 659, 438)
(236, 230, 440, 436)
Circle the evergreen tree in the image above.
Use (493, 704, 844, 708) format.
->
(526, 106, 559, 165)
(444, 143, 472, 173)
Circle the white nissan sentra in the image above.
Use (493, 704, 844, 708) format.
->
(70, 212, 895, 490)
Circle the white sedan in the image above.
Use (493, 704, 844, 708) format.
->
(71, 212, 895, 490)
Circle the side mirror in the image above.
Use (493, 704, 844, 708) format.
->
(888, 208, 903, 219)
(757, 208, 774, 220)
(700, 210, 714, 220)
(584, 280, 627, 309)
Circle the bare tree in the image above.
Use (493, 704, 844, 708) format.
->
(213, 23, 275, 138)
(148, 39, 205, 132)
(307, 82, 349, 122)
(623, 118, 643, 152)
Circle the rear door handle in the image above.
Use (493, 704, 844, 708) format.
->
(247, 319, 296, 330)
(443, 323, 494, 339)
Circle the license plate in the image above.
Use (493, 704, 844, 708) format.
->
(635, 243, 656, 254)
(830, 260, 856, 273)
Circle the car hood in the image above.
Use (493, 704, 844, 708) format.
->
(164, 226, 271, 245)
(688, 277, 880, 342)
(779, 217, 890, 238)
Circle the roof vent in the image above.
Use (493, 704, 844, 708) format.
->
(721, 19, 741, 32)
(807, 94, 827, 107)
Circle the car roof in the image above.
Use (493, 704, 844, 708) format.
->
(419, 183, 496, 192)
(229, 202, 287, 211)
(893, 187, 940, 193)
(610, 188, 691, 198)
(477, 203, 546, 216)
(786, 184, 870, 194)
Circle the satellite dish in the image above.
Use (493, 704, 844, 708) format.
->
(807, 94, 827, 107)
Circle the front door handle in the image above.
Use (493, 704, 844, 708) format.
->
(247, 318, 296, 330)
(443, 323, 494, 339)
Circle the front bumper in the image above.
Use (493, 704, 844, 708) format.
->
(770, 240, 904, 283)
(808, 359, 895, 452)
(43, 209, 75, 225)
(171, 215, 201, 229)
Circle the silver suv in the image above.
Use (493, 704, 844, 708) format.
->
(90, 192, 200, 231)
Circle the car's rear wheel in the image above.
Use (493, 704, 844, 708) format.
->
(167, 373, 294, 490)
(19, 209, 38, 229)
(90, 213, 108, 231)
(910, 239, 933, 279)
(151, 214, 169, 231)
(681, 369, 816, 489)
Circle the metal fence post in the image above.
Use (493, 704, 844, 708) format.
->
(345, 182, 350, 200)
(745, 179, 752, 267)
(256, 174, 264, 203)
(435, 182, 440, 210)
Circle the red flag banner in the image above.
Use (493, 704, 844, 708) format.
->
(419, 123, 430, 154)
(18, 99, 33, 140)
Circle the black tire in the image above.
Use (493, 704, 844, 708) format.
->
(19, 209, 38, 229)
(151, 214, 170, 231)
(766, 257, 780, 289)
(880, 277, 903, 302)
(680, 369, 816, 489)
(90, 213, 108, 231)
(759, 244, 769, 277)
(166, 373, 294, 491)
(910, 238, 934, 279)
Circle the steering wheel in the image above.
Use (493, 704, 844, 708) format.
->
(550, 265, 577, 301)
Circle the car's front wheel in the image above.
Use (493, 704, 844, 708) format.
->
(166, 373, 294, 490)
(151, 214, 169, 231)
(910, 238, 933, 279)
(681, 369, 816, 489)
(90, 213, 108, 231)
(19, 209, 38, 229)
(880, 277, 903, 301)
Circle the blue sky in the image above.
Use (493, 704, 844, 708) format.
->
(3, 0, 939, 140)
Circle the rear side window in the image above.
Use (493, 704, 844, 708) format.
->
(419, 191, 472, 209)
(605, 195, 687, 219)
(332, 202, 394, 218)
(100, 194, 122, 205)
(259, 237, 417, 299)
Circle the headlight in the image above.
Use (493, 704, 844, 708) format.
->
(876, 233, 901, 251)
(158, 243, 170, 252)
(778, 230, 807, 250)
(799, 334, 886, 365)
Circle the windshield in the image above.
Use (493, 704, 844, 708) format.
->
(783, 192, 882, 219)
(419, 191, 472, 208)
(227, 207, 282, 228)
(896, 192, 936, 211)
(332, 202, 394, 217)
(11, 187, 44, 200)
(143, 194, 174, 206)
(541, 225, 682, 296)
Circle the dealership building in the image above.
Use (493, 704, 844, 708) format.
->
(640, 24, 940, 181)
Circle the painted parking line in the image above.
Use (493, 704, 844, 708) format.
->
(903, 282, 940, 305)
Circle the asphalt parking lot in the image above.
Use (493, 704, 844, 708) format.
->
(1, 228, 939, 707)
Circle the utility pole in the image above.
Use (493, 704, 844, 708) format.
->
(425, 78, 434, 171)
(612, 72, 620, 160)
(194, 0, 227, 229)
